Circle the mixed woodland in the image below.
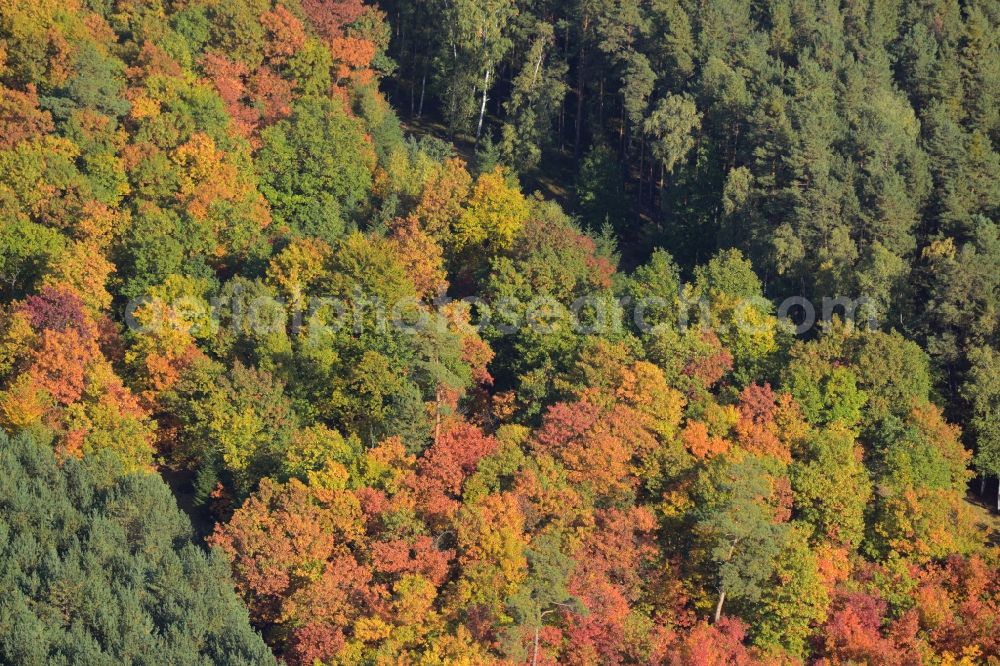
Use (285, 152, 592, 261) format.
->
(0, 0, 998, 663)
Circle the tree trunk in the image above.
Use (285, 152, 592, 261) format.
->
(713, 589, 726, 623)
(532, 625, 540, 666)
(714, 538, 738, 623)
(598, 76, 604, 124)
(559, 102, 565, 151)
(658, 163, 664, 212)
(649, 162, 654, 209)
(983, 476, 988, 495)
(476, 65, 492, 142)
(434, 388, 442, 447)
(494, 62, 504, 118)
(574, 39, 587, 157)
(418, 69, 426, 118)
(561, 25, 570, 152)
(619, 98, 625, 151)
(638, 137, 645, 206)
(531, 49, 544, 88)
(731, 122, 741, 171)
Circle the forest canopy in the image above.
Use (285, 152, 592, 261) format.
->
(0, 0, 997, 663)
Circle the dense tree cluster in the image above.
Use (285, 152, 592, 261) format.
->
(383, 0, 1000, 485)
(0, 0, 996, 663)
(0, 430, 273, 664)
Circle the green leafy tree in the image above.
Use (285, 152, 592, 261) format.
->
(257, 96, 374, 240)
(643, 93, 701, 177)
(503, 531, 583, 663)
(750, 524, 830, 656)
(964, 346, 1000, 507)
(500, 21, 568, 172)
(791, 424, 872, 547)
(689, 454, 789, 623)
(576, 143, 629, 232)
(167, 359, 299, 503)
(0, 430, 273, 664)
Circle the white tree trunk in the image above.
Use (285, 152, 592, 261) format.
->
(418, 71, 426, 118)
(713, 589, 726, 623)
(476, 65, 492, 141)
(531, 50, 543, 88)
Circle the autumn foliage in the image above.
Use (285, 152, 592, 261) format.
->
(0, 0, 996, 663)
